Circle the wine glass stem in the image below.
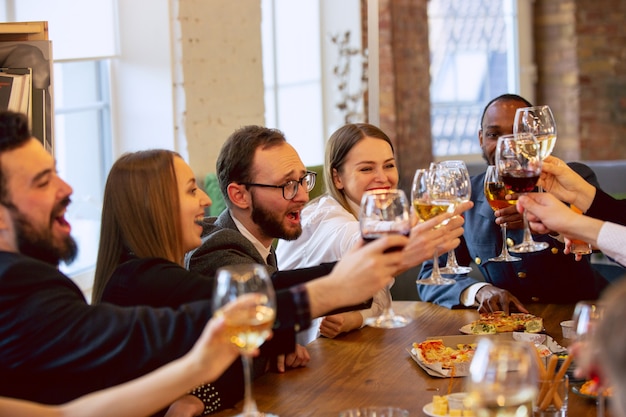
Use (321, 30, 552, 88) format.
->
(381, 283, 395, 317)
(521, 210, 535, 244)
(445, 249, 458, 268)
(597, 384, 605, 417)
(241, 355, 258, 414)
(431, 250, 442, 279)
(499, 223, 509, 256)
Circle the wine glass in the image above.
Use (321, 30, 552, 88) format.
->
(212, 264, 277, 417)
(465, 339, 538, 417)
(513, 105, 557, 160)
(437, 160, 473, 274)
(572, 301, 607, 417)
(411, 167, 457, 285)
(483, 165, 521, 262)
(514, 105, 557, 193)
(359, 189, 412, 328)
(495, 133, 549, 253)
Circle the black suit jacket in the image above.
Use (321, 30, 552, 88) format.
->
(0, 252, 210, 406)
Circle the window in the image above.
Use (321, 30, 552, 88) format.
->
(428, 0, 532, 158)
(55, 60, 112, 278)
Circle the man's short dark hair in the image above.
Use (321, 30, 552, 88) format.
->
(0, 111, 32, 204)
(216, 125, 287, 205)
(479, 94, 533, 129)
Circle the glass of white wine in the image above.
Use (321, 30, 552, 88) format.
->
(438, 160, 473, 274)
(483, 165, 521, 262)
(466, 339, 538, 417)
(513, 105, 557, 160)
(212, 264, 277, 417)
(411, 167, 457, 285)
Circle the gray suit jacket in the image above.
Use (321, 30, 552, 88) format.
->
(185, 210, 277, 278)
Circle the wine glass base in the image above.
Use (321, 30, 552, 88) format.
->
(416, 277, 456, 286)
(509, 241, 549, 253)
(364, 314, 411, 329)
(236, 413, 279, 417)
(439, 265, 472, 274)
(488, 253, 522, 262)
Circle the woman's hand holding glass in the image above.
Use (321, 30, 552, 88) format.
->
(212, 264, 277, 417)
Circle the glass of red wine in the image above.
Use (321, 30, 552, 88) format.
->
(495, 133, 549, 253)
(359, 189, 411, 328)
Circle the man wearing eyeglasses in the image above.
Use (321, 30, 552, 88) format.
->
(185, 125, 326, 374)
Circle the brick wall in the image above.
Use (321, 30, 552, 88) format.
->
(368, 0, 626, 169)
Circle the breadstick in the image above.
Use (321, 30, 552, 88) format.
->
(537, 354, 558, 407)
(539, 355, 573, 411)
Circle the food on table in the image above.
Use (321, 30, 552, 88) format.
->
(413, 338, 552, 371)
(414, 339, 477, 369)
(469, 311, 543, 334)
(579, 379, 613, 397)
(431, 394, 474, 416)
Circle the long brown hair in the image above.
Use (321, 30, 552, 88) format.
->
(92, 149, 184, 302)
(324, 123, 394, 217)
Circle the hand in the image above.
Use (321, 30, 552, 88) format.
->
(563, 237, 584, 261)
(494, 200, 524, 230)
(475, 286, 528, 315)
(516, 192, 578, 236)
(188, 307, 250, 383)
(319, 312, 362, 338)
(399, 201, 472, 273)
(274, 344, 310, 373)
(306, 234, 408, 318)
(538, 156, 596, 211)
(164, 395, 204, 417)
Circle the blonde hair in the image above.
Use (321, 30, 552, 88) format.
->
(92, 150, 185, 302)
(324, 123, 395, 217)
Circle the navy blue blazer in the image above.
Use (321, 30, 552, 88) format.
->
(418, 163, 610, 308)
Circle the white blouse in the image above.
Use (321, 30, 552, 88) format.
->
(597, 221, 626, 267)
(276, 195, 386, 344)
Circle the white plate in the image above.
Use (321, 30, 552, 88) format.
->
(423, 402, 443, 417)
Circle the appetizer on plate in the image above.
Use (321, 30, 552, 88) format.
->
(466, 311, 543, 334)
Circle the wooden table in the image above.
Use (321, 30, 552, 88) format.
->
(213, 302, 602, 417)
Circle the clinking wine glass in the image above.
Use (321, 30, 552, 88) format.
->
(465, 339, 538, 417)
(212, 264, 277, 417)
(514, 105, 557, 193)
(495, 133, 549, 253)
(359, 189, 412, 328)
(484, 165, 521, 262)
(513, 105, 557, 160)
(411, 167, 457, 285)
(437, 160, 473, 274)
(572, 301, 607, 417)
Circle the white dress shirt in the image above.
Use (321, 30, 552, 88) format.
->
(277, 195, 386, 344)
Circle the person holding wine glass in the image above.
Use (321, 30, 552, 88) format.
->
(418, 94, 610, 313)
(91, 148, 412, 416)
(275, 123, 470, 339)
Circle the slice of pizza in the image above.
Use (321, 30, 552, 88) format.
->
(469, 312, 543, 334)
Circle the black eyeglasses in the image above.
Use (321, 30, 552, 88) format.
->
(240, 171, 317, 200)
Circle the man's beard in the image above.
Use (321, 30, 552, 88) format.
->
(250, 195, 302, 241)
(10, 201, 78, 266)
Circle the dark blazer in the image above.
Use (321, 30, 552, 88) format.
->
(418, 163, 610, 308)
(0, 252, 210, 406)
